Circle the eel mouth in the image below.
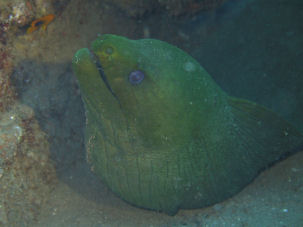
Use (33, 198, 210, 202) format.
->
(88, 48, 120, 103)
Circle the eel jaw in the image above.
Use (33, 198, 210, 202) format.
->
(88, 48, 120, 104)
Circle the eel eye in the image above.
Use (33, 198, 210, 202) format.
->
(129, 70, 144, 85)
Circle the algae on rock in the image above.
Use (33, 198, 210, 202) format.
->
(0, 103, 57, 226)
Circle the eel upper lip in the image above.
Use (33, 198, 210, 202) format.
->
(89, 49, 120, 102)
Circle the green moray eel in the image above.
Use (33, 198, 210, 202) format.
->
(72, 34, 303, 215)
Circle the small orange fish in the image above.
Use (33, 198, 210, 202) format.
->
(27, 14, 55, 34)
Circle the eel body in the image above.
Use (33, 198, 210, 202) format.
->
(72, 34, 303, 215)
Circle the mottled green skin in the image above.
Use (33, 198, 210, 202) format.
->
(72, 34, 302, 215)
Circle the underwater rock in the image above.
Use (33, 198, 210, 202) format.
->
(0, 0, 69, 37)
(73, 35, 303, 215)
(158, 0, 226, 16)
(0, 103, 56, 226)
(0, 0, 34, 27)
(109, 0, 157, 18)
(0, 4, 60, 222)
(109, 0, 226, 18)
(0, 45, 16, 112)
